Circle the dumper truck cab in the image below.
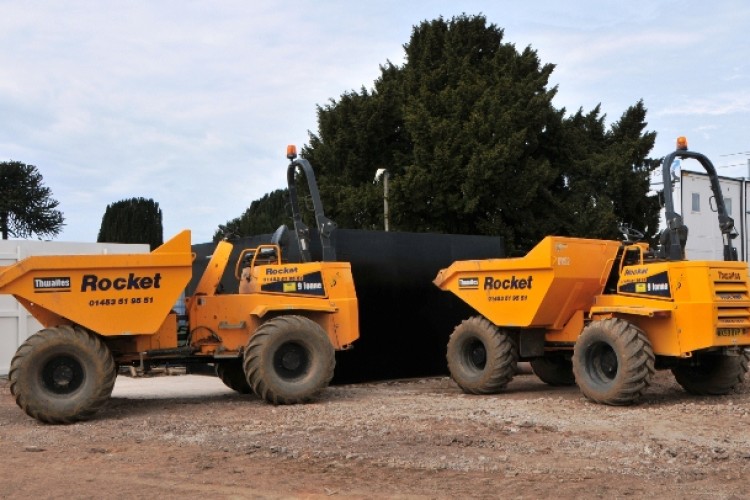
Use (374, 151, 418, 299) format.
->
(0, 146, 359, 423)
(435, 138, 750, 405)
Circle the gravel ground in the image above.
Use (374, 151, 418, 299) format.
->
(1, 371, 750, 499)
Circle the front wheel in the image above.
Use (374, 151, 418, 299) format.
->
(446, 316, 518, 394)
(672, 351, 750, 395)
(9, 325, 116, 424)
(243, 315, 335, 404)
(572, 318, 654, 405)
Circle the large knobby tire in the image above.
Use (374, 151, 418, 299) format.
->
(572, 318, 655, 405)
(446, 316, 518, 394)
(672, 350, 750, 395)
(531, 354, 576, 386)
(243, 315, 335, 405)
(215, 360, 252, 394)
(9, 325, 116, 424)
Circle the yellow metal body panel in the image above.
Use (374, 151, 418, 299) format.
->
(0, 231, 359, 362)
(594, 260, 750, 356)
(434, 236, 620, 328)
(107, 312, 180, 353)
(438, 233, 750, 358)
(193, 240, 233, 296)
(188, 260, 359, 352)
(0, 231, 193, 335)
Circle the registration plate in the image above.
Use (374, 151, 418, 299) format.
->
(717, 328, 744, 337)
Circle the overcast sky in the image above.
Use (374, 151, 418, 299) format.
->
(2, 1, 749, 243)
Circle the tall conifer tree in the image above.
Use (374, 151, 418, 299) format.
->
(98, 197, 164, 250)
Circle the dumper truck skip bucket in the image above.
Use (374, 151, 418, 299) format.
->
(0, 231, 193, 336)
(434, 236, 621, 331)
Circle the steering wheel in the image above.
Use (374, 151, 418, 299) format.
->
(619, 224, 644, 242)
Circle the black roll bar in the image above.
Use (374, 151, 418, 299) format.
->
(661, 148, 736, 261)
(286, 158, 337, 262)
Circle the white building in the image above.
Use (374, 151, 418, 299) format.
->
(671, 169, 749, 261)
(0, 240, 148, 376)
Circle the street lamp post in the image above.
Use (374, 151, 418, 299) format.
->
(375, 168, 390, 231)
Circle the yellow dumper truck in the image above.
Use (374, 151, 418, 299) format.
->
(0, 148, 359, 423)
(435, 139, 750, 405)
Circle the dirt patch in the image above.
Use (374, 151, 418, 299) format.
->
(1, 372, 750, 498)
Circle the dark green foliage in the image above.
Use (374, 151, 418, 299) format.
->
(390, 17, 564, 250)
(551, 100, 659, 241)
(214, 189, 289, 242)
(303, 75, 412, 230)
(226, 14, 660, 254)
(0, 161, 64, 240)
(98, 197, 163, 250)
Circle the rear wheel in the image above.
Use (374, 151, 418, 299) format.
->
(9, 325, 116, 424)
(446, 316, 518, 394)
(572, 318, 654, 405)
(243, 315, 335, 404)
(672, 351, 750, 395)
(216, 360, 252, 394)
(531, 354, 576, 386)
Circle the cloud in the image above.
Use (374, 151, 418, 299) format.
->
(1, 0, 750, 241)
(657, 92, 750, 117)
(0, 1, 413, 242)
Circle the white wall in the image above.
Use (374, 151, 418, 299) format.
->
(0, 241, 148, 376)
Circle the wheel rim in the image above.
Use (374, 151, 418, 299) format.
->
(587, 341, 618, 384)
(273, 341, 310, 380)
(462, 338, 487, 371)
(41, 355, 84, 394)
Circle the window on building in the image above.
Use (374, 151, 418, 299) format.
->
(726, 198, 733, 216)
(691, 192, 700, 212)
